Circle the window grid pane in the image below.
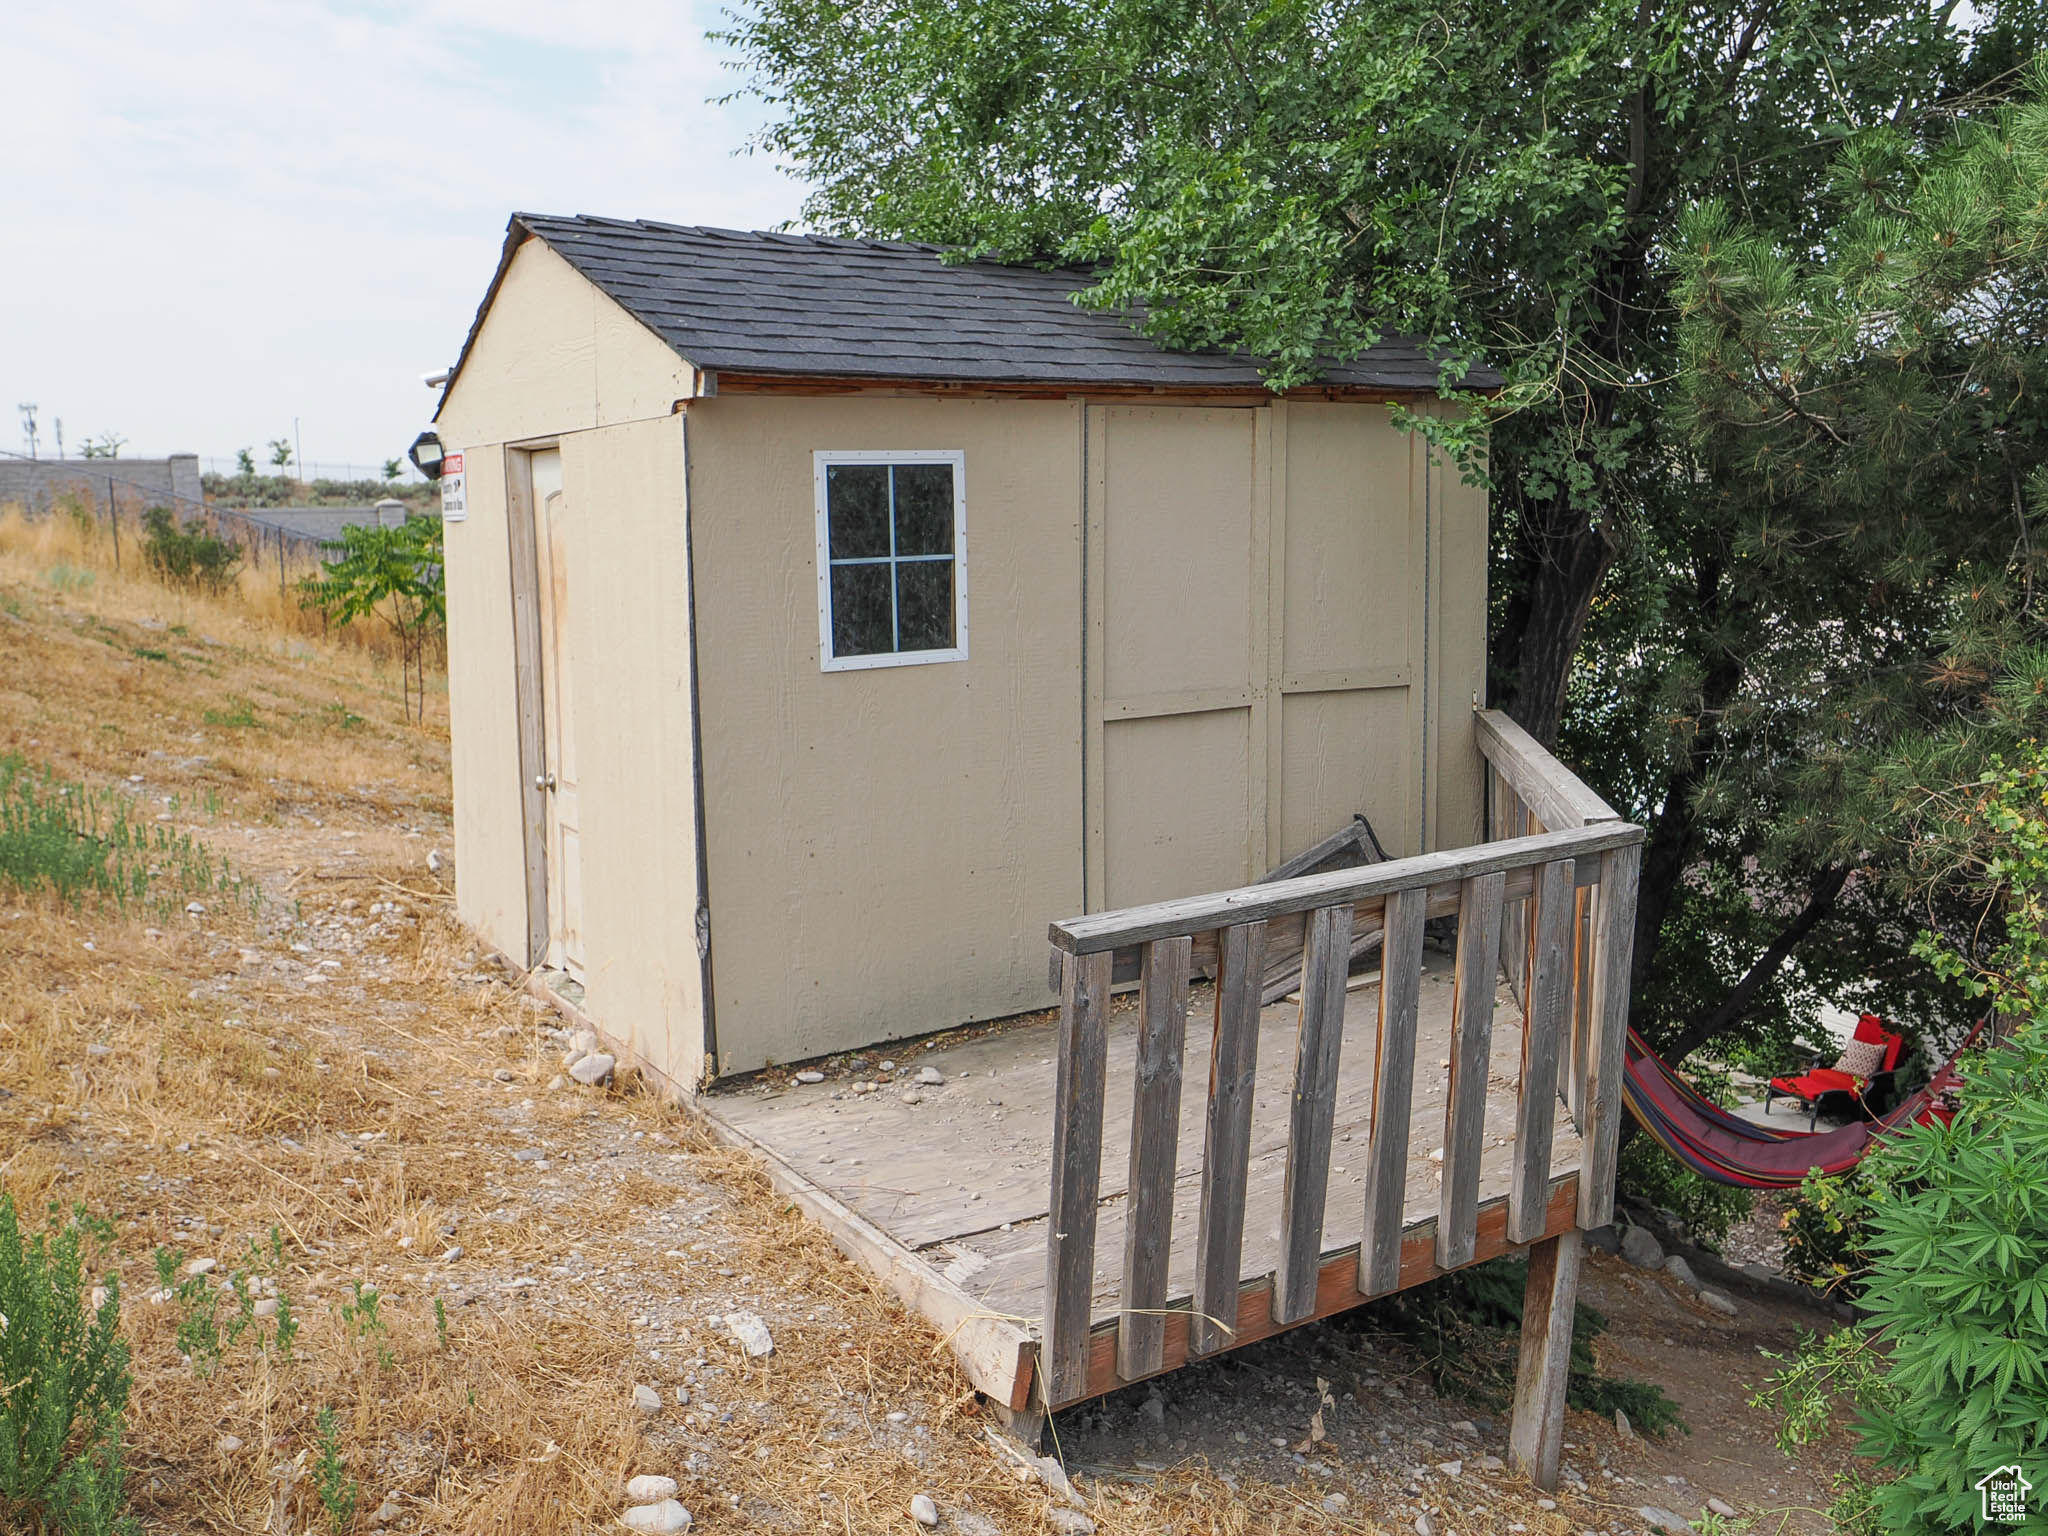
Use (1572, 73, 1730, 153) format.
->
(825, 460, 958, 661)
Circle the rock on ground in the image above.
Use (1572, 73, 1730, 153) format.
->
(1639, 1505, 1693, 1532)
(621, 1500, 692, 1533)
(632, 1384, 662, 1416)
(910, 1492, 939, 1526)
(1662, 1254, 1699, 1290)
(569, 1052, 616, 1086)
(1699, 1288, 1739, 1317)
(1620, 1225, 1664, 1270)
(626, 1475, 679, 1501)
(1047, 1512, 1097, 1536)
(726, 1311, 774, 1357)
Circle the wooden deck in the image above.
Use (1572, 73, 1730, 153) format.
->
(698, 711, 1640, 1493)
(705, 948, 1584, 1402)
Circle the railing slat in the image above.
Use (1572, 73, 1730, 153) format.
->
(1273, 902, 1353, 1324)
(1044, 949, 1111, 1404)
(1511, 858, 1575, 1243)
(1117, 935, 1192, 1381)
(1190, 920, 1267, 1356)
(1438, 870, 1505, 1269)
(1578, 844, 1641, 1229)
(1358, 886, 1427, 1296)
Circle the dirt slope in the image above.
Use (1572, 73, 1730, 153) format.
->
(0, 549, 1857, 1534)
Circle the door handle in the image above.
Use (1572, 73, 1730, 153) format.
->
(534, 772, 558, 791)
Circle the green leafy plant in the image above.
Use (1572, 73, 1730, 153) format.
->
(339, 1281, 394, 1369)
(139, 507, 242, 595)
(0, 1196, 135, 1535)
(0, 755, 255, 916)
(1762, 749, 2048, 1529)
(312, 1406, 357, 1535)
(235, 447, 256, 476)
(433, 1296, 448, 1351)
(298, 517, 444, 724)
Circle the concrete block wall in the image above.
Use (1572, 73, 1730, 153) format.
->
(0, 454, 200, 513)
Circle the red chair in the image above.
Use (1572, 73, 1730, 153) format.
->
(1764, 1014, 1905, 1127)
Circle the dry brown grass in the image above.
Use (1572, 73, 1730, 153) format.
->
(0, 549, 1672, 1536)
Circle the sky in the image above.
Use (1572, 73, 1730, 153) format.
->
(4, 1, 809, 474)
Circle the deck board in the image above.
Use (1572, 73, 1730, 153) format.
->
(708, 945, 1584, 1387)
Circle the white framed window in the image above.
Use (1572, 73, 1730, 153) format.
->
(814, 450, 968, 671)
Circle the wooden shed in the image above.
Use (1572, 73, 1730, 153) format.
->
(435, 214, 1645, 1479)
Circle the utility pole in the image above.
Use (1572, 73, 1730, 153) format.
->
(294, 417, 304, 486)
(17, 403, 37, 459)
(54, 418, 64, 459)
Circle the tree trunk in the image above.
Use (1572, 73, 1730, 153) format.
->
(1499, 505, 1615, 747)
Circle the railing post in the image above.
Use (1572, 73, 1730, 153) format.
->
(1577, 843, 1641, 1229)
(1044, 949, 1111, 1405)
(1438, 871, 1505, 1269)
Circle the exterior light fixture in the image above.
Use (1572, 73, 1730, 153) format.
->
(408, 430, 446, 480)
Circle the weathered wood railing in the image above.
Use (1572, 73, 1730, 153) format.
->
(1039, 709, 1642, 1474)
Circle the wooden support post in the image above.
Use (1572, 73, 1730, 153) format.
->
(1578, 844, 1641, 1230)
(1508, 1228, 1582, 1492)
(1510, 858, 1575, 1243)
(1044, 949, 1111, 1405)
(1118, 935, 1191, 1381)
(1358, 886, 1426, 1296)
(1274, 902, 1352, 1323)
(1190, 920, 1266, 1356)
(1438, 870, 1504, 1269)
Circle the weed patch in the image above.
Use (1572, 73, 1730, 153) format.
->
(0, 755, 255, 916)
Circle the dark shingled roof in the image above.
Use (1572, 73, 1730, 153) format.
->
(438, 214, 1497, 407)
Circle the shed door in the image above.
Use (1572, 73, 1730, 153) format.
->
(530, 448, 586, 977)
(1090, 405, 1264, 909)
(1084, 401, 1426, 913)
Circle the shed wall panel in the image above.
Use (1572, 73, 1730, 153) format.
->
(1102, 709, 1255, 909)
(556, 416, 705, 1089)
(1280, 404, 1414, 680)
(1278, 689, 1412, 859)
(444, 444, 532, 960)
(1427, 424, 1487, 852)
(687, 395, 1085, 1072)
(436, 237, 694, 447)
(1101, 407, 1255, 701)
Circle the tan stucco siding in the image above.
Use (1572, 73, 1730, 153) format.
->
(556, 416, 705, 1089)
(686, 395, 1086, 1073)
(443, 442, 530, 961)
(435, 237, 695, 447)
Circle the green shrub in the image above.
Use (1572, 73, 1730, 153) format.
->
(1762, 1020, 2048, 1531)
(1356, 1255, 1686, 1436)
(0, 755, 255, 916)
(1763, 752, 2048, 1529)
(139, 507, 242, 595)
(0, 1197, 135, 1536)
